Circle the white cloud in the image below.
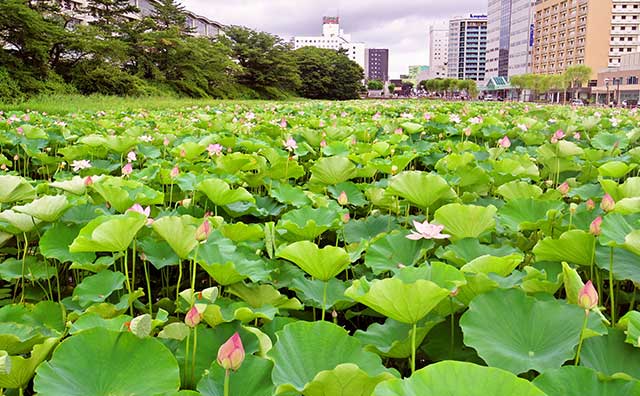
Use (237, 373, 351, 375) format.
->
(180, 0, 487, 78)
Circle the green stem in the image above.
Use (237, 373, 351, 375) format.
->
(191, 244, 201, 295)
(589, 238, 596, 281)
(575, 312, 589, 365)
(176, 261, 183, 304)
(122, 250, 133, 316)
(20, 232, 27, 303)
(609, 247, 616, 325)
(143, 260, 153, 315)
(184, 331, 190, 385)
(449, 298, 455, 359)
(411, 322, 417, 374)
(224, 369, 230, 396)
(132, 239, 137, 295)
(192, 326, 198, 386)
(321, 281, 328, 321)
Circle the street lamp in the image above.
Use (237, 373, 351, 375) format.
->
(615, 77, 621, 107)
(605, 78, 610, 107)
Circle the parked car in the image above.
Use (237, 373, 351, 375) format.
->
(570, 99, 584, 106)
(483, 94, 496, 101)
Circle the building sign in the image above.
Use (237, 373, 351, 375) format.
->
(529, 24, 534, 47)
(323, 16, 339, 25)
(469, 14, 487, 19)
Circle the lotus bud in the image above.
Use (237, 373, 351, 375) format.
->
(569, 203, 578, 215)
(127, 151, 137, 162)
(84, 176, 93, 186)
(558, 182, 570, 196)
(217, 332, 245, 371)
(170, 166, 179, 178)
(122, 162, 133, 176)
(601, 194, 615, 212)
(451, 288, 459, 297)
(163, 137, 170, 146)
(195, 219, 212, 242)
(391, 165, 398, 174)
(332, 310, 338, 319)
(338, 191, 348, 206)
(589, 216, 603, 236)
(585, 199, 595, 211)
(578, 280, 598, 311)
(342, 213, 350, 224)
(498, 136, 511, 148)
(185, 305, 204, 328)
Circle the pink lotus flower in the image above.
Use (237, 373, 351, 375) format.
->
(469, 116, 482, 125)
(551, 129, 565, 143)
(573, 132, 581, 140)
(127, 203, 150, 218)
(578, 280, 598, 311)
(517, 123, 528, 132)
(207, 143, 223, 156)
(185, 305, 203, 328)
(16, 127, 23, 135)
(283, 137, 297, 152)
(589, 216, 602, 236)
(280, 118, 288, 128)
(337, 191, 348, 206)
(217, 332, 245, 371)
(139, 135, 153, 143)
(196, 218, 212, 242)
(423, 113, 432, 121)
(127, 151, 137, 162)
(170, 166, 179, 178)
(449, 114, 461, 124)
(557, 182, 570, 196)
(406, 220, 450, 240)
(498, 136, 511, 148)
(464, 128, 472, 137)
(71, 160, 92, 172)
(122, 162, 133, 176)
(601, 194, 615, 212)
(372, 112, 381, 121)
(585, 199, 595, 211)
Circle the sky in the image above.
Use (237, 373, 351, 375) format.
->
(180, 1, 487, 78)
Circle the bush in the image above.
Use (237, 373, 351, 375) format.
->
(0, 68, 24, 103)
(367, 80, 384, 90)
(72, 65, 147, 96)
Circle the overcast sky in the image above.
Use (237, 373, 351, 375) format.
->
(180, 1, 487, 78)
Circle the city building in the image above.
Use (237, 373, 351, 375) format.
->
(365, 48, 389, 81)
(609, 0, 640, 68)
(428, 24, 449, 78)
(531, 0, 611, 80)
(447, 15, 488, 81)
(485, 0, 535, 82)
(293, 17, 366, 69)
(592, 52, 640, 105)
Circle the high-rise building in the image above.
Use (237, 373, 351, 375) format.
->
(610, 1, 640, 68)
(428, 24, 449, 78)
(447, 15, 488, 81)
(365, 49, 389, 81)
(485, 0, 535, 81)
(531, 0, 611, 79)
(293, 17, 366, 69)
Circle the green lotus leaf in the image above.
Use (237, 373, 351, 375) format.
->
(400, 122, 423, 134)
(289, 277, 354, 311)
(69, 211, 146, 252)
(34, 328, 180, 396)
(197, 355, 274, 396)
(595, 246, 640, 283)
(300, 364, 395, 396)
(0, 231, 12, 247)
(592, 132, 629, 151)
(534, 365, 640, 396)
(0, 257, 56, 282)
(355, 316, 443, 358)
(309, 156, 357, 185)
(50, 176, 97, 195)
(461, 254, 524, 277)
(103, 135, 138, 153)
(345, 277, 450, 324)
(394, 263, 466, 292)
(532, 230, 596, 266)
(0, 175, 35, 204)
(387, 171, 457, 211)
(580, 329, 640, 380)
(498, 199, 564, 231)
(39, 223, 96, 265)
(197, 178, 255, 206)
(69, 313, 131, 335)
(172, 141, 206, 160)
(372, 361, 546, 396)
(520, 262, 564, 295)
(277, 241, 350, 281)
(72, 270, 125, 307)
(269, 321, 396, 394)
(269, 181, 312, 207)
(421, 316, 483, 364)
(0, 337, 58, 390)
(91, 176, 164, 213)
(343, 215, 398, 244)
(496, 181, 543, 201)
(220, 222, 264, 242)
(619, 311, 640, 347)
(151, 215, 198, 259)
(137, 234, 181, 269)
(598, 161, 633, 178)
(364, 231, 434, 274)
(276, 206, 341, 241)
(0, 210, 41, 233)
(227, 282, 302, 310)
(599, 213, 638, 247)
(460, 288, 586, 374)
(434, 203, 496, 241)
(328, 182, 368, 207)
(13, 195, 69, 222)
(437, 238, 519, 267)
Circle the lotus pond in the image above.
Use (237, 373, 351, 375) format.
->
(1, 100, 640, 395)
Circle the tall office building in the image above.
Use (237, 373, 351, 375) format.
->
(365, 49, 389, 81)
(610, 1, 640, 68)
(428, 24, 449, 78)
(293, 17, 366, 69)
(447, 15, 488, 81)
(532, 0, 611, 79)
(485, 0, 535, 81)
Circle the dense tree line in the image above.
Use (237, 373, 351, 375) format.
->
(0, 0, 364, 102)
(419, 78, 478, 99)
(510, 65, 592, 102)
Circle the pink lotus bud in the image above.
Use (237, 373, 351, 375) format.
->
(569, 203, 578, 215)
(464, 128, 471, 137)
(320, 140, 327, 148)
(338, 191, 348, 206)
(127, 151, 137, 162)
(557, 182, 570, 196)
(498, 136, 511, 148)
(84, 176, 93, 186)
(585, 199, 595, 211)
(185, 305, 203, 328)
(16, 127, 23, 135)
(589, 216, 602, 236)
(342, 213, 350, 223)
(573, 132, 581, 140)
(180, 149, 186, 158)
(217, 332, 245, 371)
(195, 218, 212, 242)
(163, 137, 170, 146)
(170, 166, 179, 178)
(280, 118, 287, 128)
(122, 162, 133, 176)
(578, 280, 598, 311)
(601, 194, 615, 212)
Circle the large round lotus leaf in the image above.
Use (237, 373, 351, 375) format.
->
(301, 364, 395, 396)
(0, 337, 58, 389)
(0, 210, 41, 233)
(387, 171, 457, 210)
(69, 211, 147, 252)
(532, 230, 596, 266)
(151, 215, 199, 259)
(364, 232, 434, 274)
(595, 246, 640, 283)
(276, 206, 341, 240)
(620, 311, 640, 347)
(277, 241, 350, 281)
(269, 181, 312, 207)
(269, 321, 396, 394)
(71, 270, 125, 307)
(34, 328, 180, 396)
(309, 156, 357, 185)
(343, 215, 398, 244)
(13, 195, 69, 222)
(355, 316, 443, 358)
(433, 203, 496, 241)
(39, 223, 95, 265)
(460, 254, 523, 277)
(534, 366, 640, 396)
(497, 199, 564, 231)
(197, 355, 274, 396)
(460, 288, 585, 374)
(289, 277, 353, 311)
(599, 213, 638, 247)
(372, 361, 546, 396)
(345, 277, 450, 324)
(496, 181, 543, 201)
(580, 329, 640, 380)
(90, 176, 164, 213)
(437, 238, 518, 267)
(0, 175, 35, 204)
(598, 161, 632, 179)
(197, 178, 255, 206)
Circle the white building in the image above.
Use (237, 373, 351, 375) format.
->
(485, 0, 535, 82)
(448, 14, 488, 81)
(293, 17, 366, 69)
(610, 1, 640, 68)
(427, 24, 449, 79)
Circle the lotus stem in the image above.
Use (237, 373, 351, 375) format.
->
(321, 281, 328, 321)
(575, 311, 589, 365)
(609, 247, 616, 325)
(132, 240, 137, 294)
(184, 331, 190, 385)
(223, 369, 231, 396)
(190, 244, 200, 295)
(589, 238, 596, 280)
(450, 297, 455, 359)
(176, 261, 183, 305)
(19, 232, 27, 303)
(143, 260, 152, 315)
(191, 326, 198, 386)
(411, 322, 417, 374)
(122, 250, 133, 316)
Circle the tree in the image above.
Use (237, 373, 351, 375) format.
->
(151, 0, 188, 32)
(564, 65, 592, 99)
(367, 80, 383, 90)
(83, 0, 139, 31)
